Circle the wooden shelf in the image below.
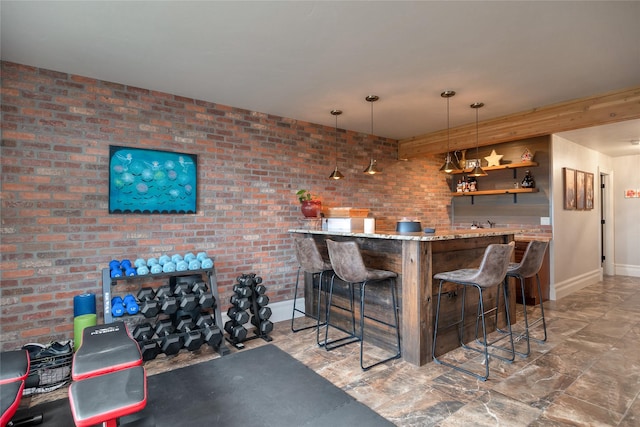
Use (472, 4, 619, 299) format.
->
(445, 161, 538, 175)
(451, 188, 539, 197)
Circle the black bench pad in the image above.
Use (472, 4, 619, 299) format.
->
(68, 365, 146, 427)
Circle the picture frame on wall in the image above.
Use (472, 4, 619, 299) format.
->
(585, 172, 594, 210)
(576, 170, 585, 210)
(108, 145, 198, 214)
(563, 167, 576, 210)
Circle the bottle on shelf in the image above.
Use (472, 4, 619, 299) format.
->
(521, 170, 535, 188)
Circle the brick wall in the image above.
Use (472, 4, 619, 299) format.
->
(0, 61, 451, 349)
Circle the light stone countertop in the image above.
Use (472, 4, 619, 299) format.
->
(288, 227, 536, 242)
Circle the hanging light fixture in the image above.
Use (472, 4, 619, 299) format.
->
(439, 90, 458, 173)
(328, 109, 344, 180)
(469, 102, 488, 177)
(363, 95, 381, 175)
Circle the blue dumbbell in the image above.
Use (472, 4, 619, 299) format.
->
(123, 294, 139, 315)
(109, 260, 121, 270)
(111, 296, 125, 317)
(120, 259, 132, 269)
(110, 268, 123, 278)
(124, 266, 137, 277)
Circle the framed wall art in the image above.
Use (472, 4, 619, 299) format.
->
(563, 167, 576, 210)
(584, 172, 594, 210)
(109, 146, 197, 214)
(576, 170, 585, 210)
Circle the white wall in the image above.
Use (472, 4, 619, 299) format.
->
(550, 136, 613, 299)
(613, 154, 640, 277)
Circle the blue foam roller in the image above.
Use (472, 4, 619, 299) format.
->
(73, 293, 96, 317)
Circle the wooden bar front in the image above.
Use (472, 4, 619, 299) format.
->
(289, 228, 522, 367)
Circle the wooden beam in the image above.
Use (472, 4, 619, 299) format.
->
(398, 86, 640, 159)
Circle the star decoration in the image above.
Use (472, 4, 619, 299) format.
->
(484, 149, 503, 167)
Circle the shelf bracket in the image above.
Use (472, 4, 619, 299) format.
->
(513, 193, 518, 203)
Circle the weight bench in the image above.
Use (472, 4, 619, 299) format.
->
(69, 321, 148, 427)
(0, 350, 43, 427)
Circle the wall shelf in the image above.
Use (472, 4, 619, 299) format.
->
(451, 187, 538, 204)
(449, 160, 539, 204)
(445, 161, 538, 175)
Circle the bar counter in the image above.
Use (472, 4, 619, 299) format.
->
(289, 227, 531, 366)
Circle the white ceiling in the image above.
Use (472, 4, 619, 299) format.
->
(2, 1, 639, 157)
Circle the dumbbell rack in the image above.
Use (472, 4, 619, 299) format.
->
(225, 274, 273, 350)
(101, 267, 230, 357)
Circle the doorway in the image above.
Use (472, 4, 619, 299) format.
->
(600, 172, 614, 275)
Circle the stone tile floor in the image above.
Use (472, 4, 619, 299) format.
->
(28, 275, 640, 426)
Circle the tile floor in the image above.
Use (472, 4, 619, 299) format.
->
(28, 275, 640, 426)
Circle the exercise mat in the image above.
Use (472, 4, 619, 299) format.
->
(73, 314, 97, 351)
(13, 344, 394, 427)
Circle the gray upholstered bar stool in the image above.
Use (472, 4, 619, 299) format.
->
(291, 237, 333, 345)
(502, 240, 549, 357)
(325, 239, 401, 371)
(432, 242, 515, 381)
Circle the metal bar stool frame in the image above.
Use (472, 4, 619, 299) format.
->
(496, 240, 549, 357)
(291, 237, 333, 346)
(432, 242, 515, 381)
(325, 239, 401, 371)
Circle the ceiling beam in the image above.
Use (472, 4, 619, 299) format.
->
(398, 85, 640, 159)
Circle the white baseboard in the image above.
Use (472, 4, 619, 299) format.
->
(614, 264, 640, 278)
(220, 298, 298, 325)
(552, 269, 602, 300)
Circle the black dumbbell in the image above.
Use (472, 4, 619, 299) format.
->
(254, 284, 267, 295)
(191, 281, 214, 309)
(173, 283, 198, 312)
(230, 295, 251, 310)
(132, 322, 160, 361)
(257, 306, 272, 321)
(154, 318, 183, 356)
(156, 285, 178, 315)
(137, 287, 160, 318)
(233, 284, 252, 298)
(251, 316, 274, 335)
(224, 320, 247, 343)
(255, 294, 269, 307)
(195, 313, 223, 348)
(174, 315, 203, 351)
(132, 322, 154, 341)
(227, 305, 249, 324)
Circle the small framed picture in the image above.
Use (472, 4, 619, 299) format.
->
(585, 172, 594, 209)
(563, 168, 576, 210)
(465, 159, 481, 169)
(576, 170, 585, 210)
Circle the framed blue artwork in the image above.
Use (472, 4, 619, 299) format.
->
(109, 146, 197, 214)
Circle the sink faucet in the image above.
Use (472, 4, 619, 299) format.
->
(487, 220, 495, 228)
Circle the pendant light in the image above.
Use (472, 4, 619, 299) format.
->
(469, 102, 488, 177)
(363, 95, 381, 175)
(328, 109, 344, 180)
(439, 90, 458, 173)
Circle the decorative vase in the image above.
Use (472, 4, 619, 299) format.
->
(300, 200, 322, 218)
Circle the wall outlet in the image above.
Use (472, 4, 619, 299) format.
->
(540, 217, 551, 225)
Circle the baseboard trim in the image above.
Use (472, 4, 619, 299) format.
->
(614, 264, 640, 278)
(552, 269, 602, 300)
(220, 298, 299, 325)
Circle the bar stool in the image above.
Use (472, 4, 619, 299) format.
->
(291, 237, 333, 346)
(325, 239, 401, 371)
(502, 240, 549, 357)
(432, 242, 515, 381)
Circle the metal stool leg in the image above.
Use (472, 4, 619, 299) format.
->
(324, 276, 359, 351)
(292, 268, 328, 333)
(359, 279, 401, 371)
